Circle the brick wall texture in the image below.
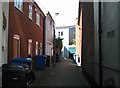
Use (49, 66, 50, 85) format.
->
(8, 2, 45, 64)
(81, 2, 95, 79)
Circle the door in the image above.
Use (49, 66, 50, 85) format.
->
(13, 35, 20, 58)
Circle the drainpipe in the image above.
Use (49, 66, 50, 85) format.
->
(98, 2, 103, 88)
(43, 16, 46, 55)
(53, 28, 56, 66)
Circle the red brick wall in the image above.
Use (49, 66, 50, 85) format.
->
(8, 2, 45, 63)
(55, 47, 60, 54)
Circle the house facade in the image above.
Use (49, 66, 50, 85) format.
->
(76, 18, 82, 58)
(94, 1, 120, 87)
(0, 1, 9, 66)
(76, 4, 82, 66)
(79, 0, 120, 87)
(55, 25, 76, 59)
(44, 12, 54, 65)
(8, 0, 45, 67)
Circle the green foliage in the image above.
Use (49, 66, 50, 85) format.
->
(69, 39, 76, 45)
(55, 37, 63, 52)
(71, 39, 76, 45)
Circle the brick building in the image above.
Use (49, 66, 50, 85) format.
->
(8, 0, 45, 67)
(79, 1, 120, 87)
(78, 1, 96, 86)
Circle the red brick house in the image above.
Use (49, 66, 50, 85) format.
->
(8, 0, 45, 67)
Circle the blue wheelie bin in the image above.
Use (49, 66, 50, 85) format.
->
(56, 54, 60, 63)
(12, 58, 32, 69)
(35, 55, 47, 70)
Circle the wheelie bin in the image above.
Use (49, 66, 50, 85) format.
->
(12, 58, 35, 84)
(12, 58, 32, 69)
(35, 55, 47, 70)
(2, 63, 28, 88)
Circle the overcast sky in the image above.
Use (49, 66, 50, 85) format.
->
(35, 0, 79, 27)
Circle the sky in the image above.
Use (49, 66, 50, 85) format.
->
(35, 0, 79, 27)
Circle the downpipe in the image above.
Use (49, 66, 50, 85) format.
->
(98, 2, 103, 88)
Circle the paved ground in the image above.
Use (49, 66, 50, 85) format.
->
(0, 59, 90, 87)
(28, 59, 90, 87)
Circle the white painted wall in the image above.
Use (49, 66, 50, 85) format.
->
(118, 2, 120, 86)
(0, 1, 2, 66)
(102, 2, 119, 86)
(94, 2, 119, 86)
(0, 2, 9, 66)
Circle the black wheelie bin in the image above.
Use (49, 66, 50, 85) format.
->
(2, 63, 29, 88)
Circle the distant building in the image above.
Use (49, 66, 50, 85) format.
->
(76, 4, 82, 66)
(55, 25, 76, 59)
(76, 10, 82, 58)
(0, 1, 9, 66)
(8, 0, 45, 66)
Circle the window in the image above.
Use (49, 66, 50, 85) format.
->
(40, 43, 42, 55)
(50, 20, 52, 27)
(61, 31, 63, 36)
(107, 30, 115, 38)
(29, 4, 32, 20)
(13, 34, 20, 58)
(36, 13, 40, 26)
(58, 32, 60, 36)
(28, 39, 32, 57)
(14, 0, 23, 11)
(36, 41, 39, 55)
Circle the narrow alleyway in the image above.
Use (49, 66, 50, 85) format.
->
(28, 59, 90, 87)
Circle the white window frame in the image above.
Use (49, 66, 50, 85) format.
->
(14, 0, 23, 12)
(35, 41, 39, 55)
(36, 13, 40, 26)
(29, 4, 32, 20)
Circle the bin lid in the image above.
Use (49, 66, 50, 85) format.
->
(36, 55, 47, 58)
(12, 58, 32, 63)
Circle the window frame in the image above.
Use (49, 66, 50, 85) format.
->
(13, 34, 20, 58)
(28, 39, 32, 57)
(36, 12, 40, 26)
(58, 32, 60, 36)
(61, 31, 63, 36)
(29, 4, 33, 20)
(14, 0, 23, 12)
(35, 41, 39, 55)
